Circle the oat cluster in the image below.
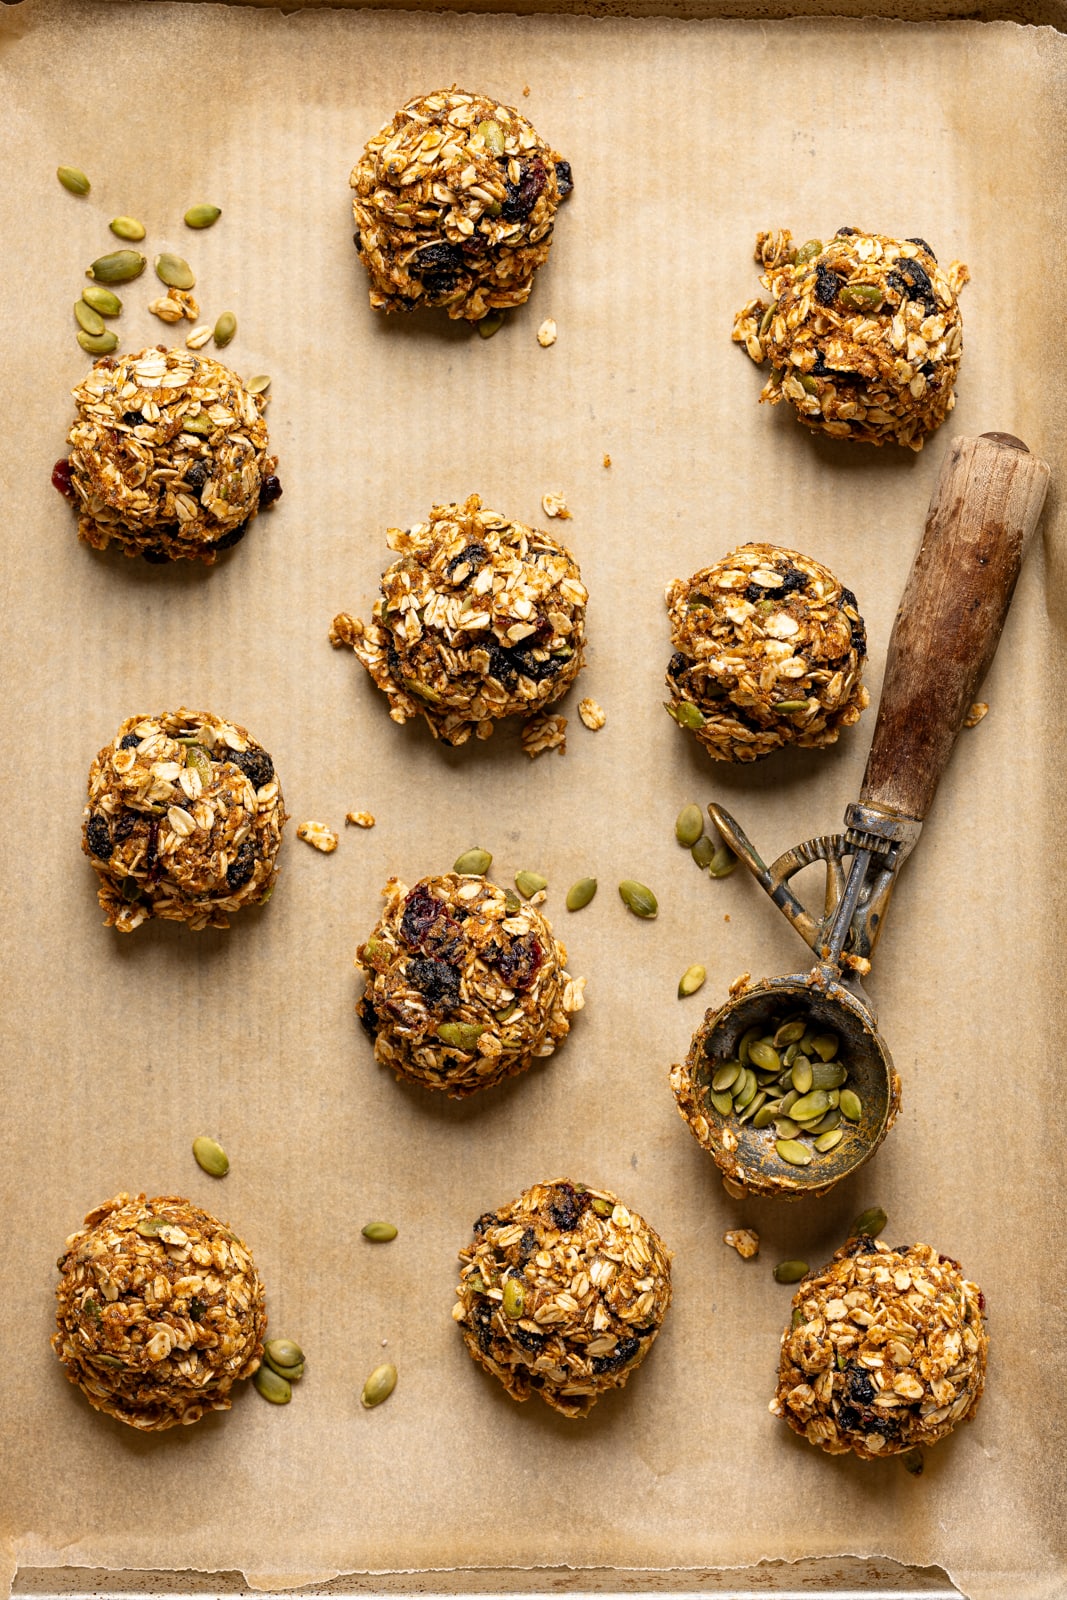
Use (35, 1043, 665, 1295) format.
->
(356, 873, 585, 1097)
(453, 1179, 672, 1417)
(83, 708, 286, 932)
(52, 1192, 266, 1432)
(330, 494, 587, 748)
(66, 348, 278, 562)
(733, 229, 969, 450)
(664, 543, 869, 762)
(772, 1237, 987, 1457)
(350, 88, 572, 322)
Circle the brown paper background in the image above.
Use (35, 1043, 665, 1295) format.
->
(1, 3, 1065, 1597)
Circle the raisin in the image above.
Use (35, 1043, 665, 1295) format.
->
(226, 839, 256, 892)
(86, 815, 112, 860)
(887, 260, 935, 311)
(258, 475, 283, 509)
(461, 235, 489, 259)
(510, 1324, 545, 1354)
(865, 1412, 903, 1440)
(502, 158, 546, 222)
(835, 226, 858, 237)
(519, 1227, 538, 1261)
(472, 1210, 499, 1237)
(490, 933, 542, 993)
(414, 240, 464, 292)
(142, 547, 171, 564)
(210, 522, 248, 552)
(112, 810, 137, 843)
(446, 542, 490, 586)
(401, 883, 444, 950)
(406, 956, 461, 1009)
(188, 1297, 205, 1321)
(846, 1363, 876, 1405)
(837, 1402, 862, 1432)
(745, 566, 807, 604)
(119, 733, 140, 750)
(122, 410, 145, 427)
(51, 458, 75, 499)
(145, 817, 161, 876)
(591, 1337, 640, 1375)
(668, 651, 690, 679)
(920, 359, 936, 376)
(353, 229, 362, 251)
(358, 995, 380, 1038)
(814, 263, 843, 306)
(554, 159, 574, 199)
(839, 587, 866, 653)
(547, 1184, 584, 1233)
(472, 1297, 494, 1353)
(507, 647, 563, 685)
(485, 640, 519, 687)
(229, 747, 274, 789)
(184, 460, 208, 492)
(906, 237, 936, 260)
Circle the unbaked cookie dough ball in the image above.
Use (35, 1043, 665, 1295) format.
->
(733, 228, 969, 450)
(57, 347, 281, 562)
(330, 494, 587, 747)
(452, 1179, 672, 1417)
(52, 1191, 267, 1431)
(772, 1236, 988, 1458)
(664, 543, 868, 762)
(83, 709, 287, 932)
(350, 88, 572, 323)
(356, 873, 585, 1097)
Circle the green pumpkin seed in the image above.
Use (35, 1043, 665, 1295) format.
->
(436, 1022, 485, 1051)
(253, 1364, 291, 1404)
(901, 1447, 924, 1477)
(185, 203, 222, 229)
(591, 1196, 613, 1217)
(738, 1026, 761, 1065)
(839, 284, 883, 310)
(852, 1205, 887, 1238)
(758, 301, 777, 337)
(775, 699, 810, 712)
(708, 843, 737, 878)
(74, 300, 106, 336)
(748, 1041, 779, 1072)
(502, 1277, 525, 1317)
(734, 1068, 758, 1111)
(183, 743, 212, 781)
(839, 1089, 863, 1122)
(515, 870, 547, 899)
(136, 1216, 173, 1238)
(477, 313, 504, 339)
(789, 1090, 830, 1123)
(214, 311, 237, 348)
(711, 1062, 741, 1093)
(737, 1089, 767, 1125)
(494, 1004, 518, 1023)
(791, 1307, 805, 1329)
(691, 835, 715, 868)
(76, 329, 119, 356)
(675, 803, 704, 847)
(775, 1139, 813, 1167)
(811, 1060, 847, 1090)
(86, 250, 146, 284)
(246, 374, 271, 395)
(794, 238, 823, 265)
(773, 1019, 806, 1047)
(814, 1128, 843, 1153)
(710, 1090, 734, 1116)
(83, 285, 122, 317)
(502, 888, 522, 915)
(362, 1221, 398, 1242)
(773, 1259, 810, 1283)
(677, 964, 706, 998)
(798, 375, 820, 396)
(477, 119, 506, 156)
(266, 1357, 304, 1381)
(361, 1363, 397, 1409)
(565, 877, 597, 910)
(192, 1135, 229, 1177)
(155, 251, 196, 290)
(93, 1353, 125, 1369)
(57, 165, 90, 196)
(453, 847, 492, 875)
(826, 1089, 840, 1109)
(666, 699, 705, 730)
(774, 1116, 800, 1139)
(264, 1338, 304, 1369)
(109, 216, 146, 241)
(790, 1056, 813, 1094)
(778, 1089, 799, 1114)
(618, 879, 657, 919)
(809, 1033, 838, 1062)
(467, 1272, 487, 1293)
(808, 1107, 842, 1136)
(752, 1102, 779, 1129)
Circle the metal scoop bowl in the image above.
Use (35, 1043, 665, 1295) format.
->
(670, 433, 1050, 1199)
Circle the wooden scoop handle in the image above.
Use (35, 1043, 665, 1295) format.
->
(860, 433, 1049, 823)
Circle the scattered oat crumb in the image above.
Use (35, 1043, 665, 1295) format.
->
(148, 289, 199, 324)
(542, 491, 572, 520)
(578, 697, 606, 731)
(724, 1228, 760, 1260)
(521, 712, 567, 759)
(297, 820, 339, 854)
(724, 913, 731, 923)
(728, 971, 751, 997)
(522, 84, 531, 96)
(602, 454, 612, 468)
(346, 810, 376, 828)
(964, 702, 989, 728)
(537, 318, 557, 348)
(185, 324, 212, 350)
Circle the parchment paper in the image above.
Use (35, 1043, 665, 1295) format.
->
(1, 4, 1065, 1598)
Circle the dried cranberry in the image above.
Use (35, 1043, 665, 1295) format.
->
(406, 956, 461, 1009)
(977, 1289, 986, 1313)
(119, 733, 141, 750)
(814, 263, 843, 306)
(554, 159, 573, 199)
(591, 1337, 639, 1375)
(52, 458, 75, 500)
(86, 815, 112, 860)
(400, 883, 455, 952)
(229, 747, 274, 788)
(258, 475, 283, 509)
(491, 933, 542, 993)
(502, 158, 546, 222)
(226, 839, 256, 893)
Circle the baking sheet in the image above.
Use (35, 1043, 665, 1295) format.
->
(1, 4, 1065, 1598)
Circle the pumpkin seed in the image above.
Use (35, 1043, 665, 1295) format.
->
(774, 1116, 800, 1139)
(57, 165, 90, 195)
(591, 1196, 613, 1217)
(246, 374, 271, 395)
(94, 1353, 125, 1369)
(185, 203, 222, 229)
(778, 1089, 799, 1114)
(811, 1060, 847, 1090)
(74, 300, 106, 336)
(789, 1090, 830, 1123)
(437, 1022, 485, 1051)
(773, 1259, 810, 1283)
(678, 964, 706, 998)
(775, 1139, 813, 1167)
(710, 1090, 734, 1116)
(565, 877, 597, 911)
(839, 284, 883, 310)
(183, 743, 212, 782)
(155, 252, 196, 290)
(253, 1365, 291, 1404)
(666, 699, 705, 730)
(808, 1107, 842, 1136)
(477, 119, 506, 156)
(136, 1216, 173, 1238)
(214, 311, 237, 348)
(82, 285, 122, 317)
(814, 1128, 843, 1153)
(109, 216, 146, 241)
(467, 1273, 487, 1293)
(477, 313, 504, 339)
(852, 1205, 887, 1238)
(790, 1056, 813, 1094)
(711, 1062, 741, 1093)
(618, 879, 657, 919)
(708, 843, 737, 878)
(264, 1338, 304, 1369)
(734, 1068, 757, 1111)
(515, 869, 547, 899)
(826, 1089, 840, 1109)
(691, 835, 715, 869)
(675, 803, 704, 847)
(901, 1447, 925, 1477)
(782, 1042, 799, 1067)
(362, 1221, 398, 1242)
(839, 1089, 863, 1122)
(502, 887, 522, 915)
(748, 1041, 779, 1072)
(791, 1307, 805, 1329)
(77, 329, 118, 355)
(752, 1102, 778, 1130)
(758, 301, 776, 336)
(361, 1362, 397, 1408)
(809, 1033, 838, 1062)
(453, 847, 492, 875)
(773, 1019, 806, 1047)
(798, 375, 820, 396)
(266, 1358, 304, 1381)
(192, 1135, 229, 1177)
(793, 238, 823, 264)
(738, 1026, 761, 1065)
(502, 1276, 525, 1317)
(495, 1004, 518, 1023)
(181, 412, 212, 437)
(774, 699, 810, 713)
(737, 1089, 767, 1124)
(86, 250, 146, 284)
